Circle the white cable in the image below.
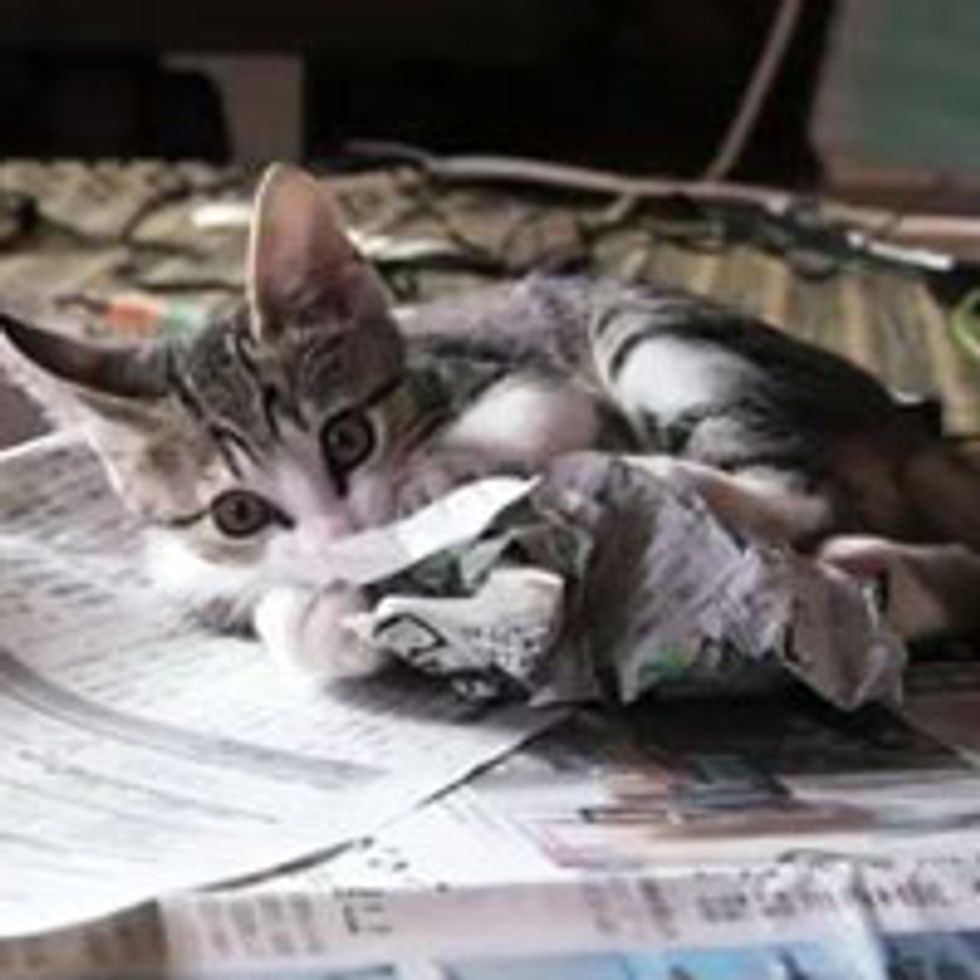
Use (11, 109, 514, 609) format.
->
(700, 0, 804, 182)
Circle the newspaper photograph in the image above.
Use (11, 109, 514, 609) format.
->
(150, 696, 980, 978)
(0, 434, 558, 937)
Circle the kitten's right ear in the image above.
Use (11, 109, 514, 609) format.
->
(0, 310, 170, 429)
(1, 312, 206, 516)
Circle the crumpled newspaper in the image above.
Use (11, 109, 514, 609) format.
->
(330, 453, 904, 710)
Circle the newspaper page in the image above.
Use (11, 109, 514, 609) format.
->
(15, 860, 980, 980)
(6, 675, 980, 975)
(160, 861, 980, 979)
(308, 696, 980, 876)
(150, 699, 980, 978)
(0, 433, 560, 937)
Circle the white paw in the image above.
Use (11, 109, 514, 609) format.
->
(252, 585, 388, 681)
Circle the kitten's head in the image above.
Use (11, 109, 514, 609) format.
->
(2, 164, 420, 610)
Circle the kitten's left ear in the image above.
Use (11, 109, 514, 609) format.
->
(247, 163, 391, 340)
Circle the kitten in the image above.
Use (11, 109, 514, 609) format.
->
(2, 163, 978, 680)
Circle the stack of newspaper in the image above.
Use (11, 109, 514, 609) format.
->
(2, 435, 980, 979)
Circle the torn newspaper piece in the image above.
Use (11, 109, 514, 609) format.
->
(0, 434, 557, 937)
(342, 452, 905, 708)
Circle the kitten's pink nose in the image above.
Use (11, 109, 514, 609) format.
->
(305, 512, 355, 541)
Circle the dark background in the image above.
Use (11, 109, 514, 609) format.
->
(0, 0, 833, 185)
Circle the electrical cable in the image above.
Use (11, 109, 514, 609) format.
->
(701, 0, 804, 182)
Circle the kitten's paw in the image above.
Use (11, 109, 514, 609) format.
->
(253, 585, 387, 681)
(818, 536, 947, 640)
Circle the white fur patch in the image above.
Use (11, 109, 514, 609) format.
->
(614, 337, 758, 424)
(442, 376, 599, 464)
(143, 530, 264, 612)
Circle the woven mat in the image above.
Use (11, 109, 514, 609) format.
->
(1, 161, 977, 436)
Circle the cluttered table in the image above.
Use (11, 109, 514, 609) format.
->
(2, 160, 980, 977)
(1, 159, 979, 439)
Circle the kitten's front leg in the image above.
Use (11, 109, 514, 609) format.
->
(253, 584, 387, 680)
(396, 375, 602, 515)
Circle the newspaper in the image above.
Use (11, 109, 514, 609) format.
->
(0, 434, 559, 937)
(0, 430, 947, 962)
(158, 861, 980, 979)
(346, 452, 905, 709)
(309, 699, 980, 873)
(5, 679, 980, 976)
(12, 858, 980, 979)
(154, 697, 980, 978)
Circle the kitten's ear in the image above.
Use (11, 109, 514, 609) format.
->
(247, 163, 391, 341)
(0, 311, 170, 425)
(1, 313, 207, 517)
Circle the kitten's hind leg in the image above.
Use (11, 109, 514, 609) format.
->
(628, 455, 831, 545)
(253, 585, 387, 681)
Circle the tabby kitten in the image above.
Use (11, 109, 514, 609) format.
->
(3, 164, 978, 678)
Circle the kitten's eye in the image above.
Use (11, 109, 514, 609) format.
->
(210, 490, 277, 538)
(320, 409, 376, 473)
